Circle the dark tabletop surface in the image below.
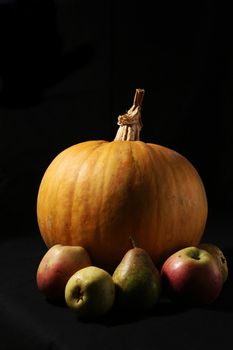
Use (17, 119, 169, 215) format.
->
(0, 215, 232, 350)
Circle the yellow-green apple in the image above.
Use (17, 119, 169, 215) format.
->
(65, 266, 115, 319)
(198, 243, 228, 283)
(161, 246, 223, 305)
(36, 244, 92, 302)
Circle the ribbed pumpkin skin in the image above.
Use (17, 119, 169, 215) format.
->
(37, 140, 208, 273)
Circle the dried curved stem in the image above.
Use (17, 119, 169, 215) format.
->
(114, 89, 145, 141)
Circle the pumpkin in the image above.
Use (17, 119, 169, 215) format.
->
(37, 89, 208, 273)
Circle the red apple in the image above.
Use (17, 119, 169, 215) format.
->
(161, 246, 223, 305)
(36, 244, 92, 302)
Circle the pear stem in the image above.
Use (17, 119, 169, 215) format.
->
(129, 235, 137, 248)
(114, 89, 145, 141)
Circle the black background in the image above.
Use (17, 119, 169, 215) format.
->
(0, 1, 233, 349)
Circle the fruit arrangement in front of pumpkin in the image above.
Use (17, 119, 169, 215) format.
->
(35, 239, 228, 319)
(36, 89, 228, 319)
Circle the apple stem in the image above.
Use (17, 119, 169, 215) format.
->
(74, 287, 84, 302)
(129, 235, 137, 248)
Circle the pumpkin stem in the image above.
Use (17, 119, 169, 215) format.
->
(114, 89, 145, 141)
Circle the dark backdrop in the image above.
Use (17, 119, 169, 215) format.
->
(1, 1, 232, 241)
(0, 1, 233, 241)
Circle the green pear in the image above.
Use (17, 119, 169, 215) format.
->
(65, 266, 115, 319)
(112, 237, 161, 312)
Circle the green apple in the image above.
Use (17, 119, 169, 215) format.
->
(36, 244, 92, 302)
(65, 266, 115, 319)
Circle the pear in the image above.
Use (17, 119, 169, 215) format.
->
(65, 266, 115, 319)
(112, 237, 161, 312)
(198, 243, 228, 283)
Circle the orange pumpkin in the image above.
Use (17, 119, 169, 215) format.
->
(37, 89, 208, 272)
